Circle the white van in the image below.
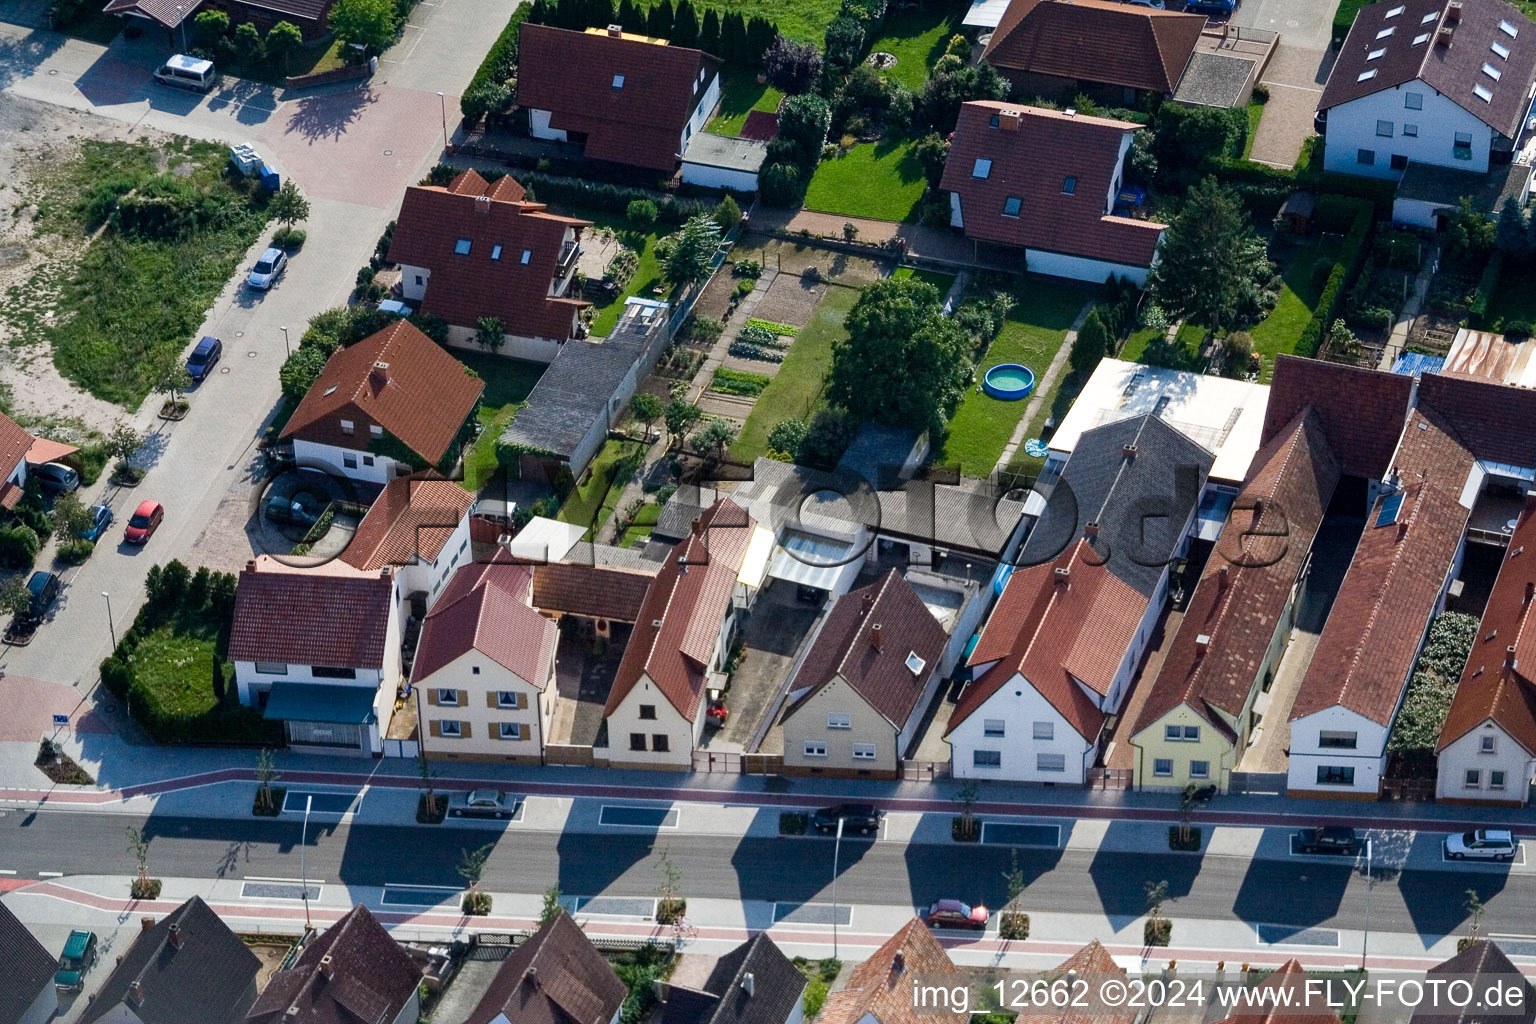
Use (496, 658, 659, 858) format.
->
(153, 54, 216, 93)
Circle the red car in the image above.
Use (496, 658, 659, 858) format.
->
(124, 500, 164, 544)
(926, 899, 989, 930)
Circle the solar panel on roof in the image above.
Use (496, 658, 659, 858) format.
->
(1376, 492, 1405, 526)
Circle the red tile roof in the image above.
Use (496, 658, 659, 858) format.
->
(387, 171, 591, 340)
(247, 905, 422, 1024)
(228, 566, 395, 669)
(1016, 942, 1135, 1024)
(1418, 369, 1536, 469)
(280, 320, 484, 467)
(1211, 960, 1341, 1024)
(948, 539, 1146, 741)
(25, 436, 79, 465)
(940, 102, 1164, 268)
(983, 0, 1206, 94)
(1263, 355, 1414, 480)
(1321, 0, 1536, 139)
(1438, 498, 1536, 756)
(605, 499, 755, 722)
(340, 475, 473, 572)
(465, 912, 628, 1024)
(1137, 410, 1340, 738)
(817, 920, 966, 1024)
(785, 570, 950, 730)
(516, 24, 720, 172)
(412, 556, 558, 686)
(1290, 409, 1474, 725)
(0, 411, 33, 485)
(531, 562, 656, 623)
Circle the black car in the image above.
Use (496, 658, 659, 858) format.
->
(24, 572, 61, 624)
(1296, 826, 1363, 855)
(265, 491, 327, 527)
(812, 803, 882, 836)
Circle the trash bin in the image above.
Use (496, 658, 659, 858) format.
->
(259, 165, 281, 194)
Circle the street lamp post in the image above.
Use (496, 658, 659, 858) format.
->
(101, 592, 117, 650)
(436, 92, 448, 152)
(831, 816, 845, 959)
(280, 326, 290, 356)
(174, 5, 187, 52)
(1361, 838, 1373, 968)
(300, 794, 313, 929)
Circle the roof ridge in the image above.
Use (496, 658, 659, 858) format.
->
(1337, 479, 1430, 709)
(833, 572, 898, 680)
(1017, 543, 1080, 672)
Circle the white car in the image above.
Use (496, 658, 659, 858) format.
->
(1446, 829, 1518, 861)
(247, 247, 288, 290)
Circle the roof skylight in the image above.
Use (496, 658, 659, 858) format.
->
(1385, 4, 1404, 15)
(1499, 18, 1518, 37)
(1474, 84, 1494, 101)
(1493, 40, 1510, 57)
(1369, 47, 1387, 58)
(1358, 68, 1379, 80)
(1483, 62, 1502, 79)
(1376, 25, 1395, 37)
(1421, 10, 1437, 21)
(1414, 31, 1431, 43)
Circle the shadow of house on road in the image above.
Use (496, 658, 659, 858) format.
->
(904, 839, 1060, 917)
(282, 85, 376, 144)
(1398, 831, 1511, 943)
(136, 812, 344, 883)
(1088, 820, 1204, 930)
(0, 26, 65, 92)
(1232, 847, 1351, 932)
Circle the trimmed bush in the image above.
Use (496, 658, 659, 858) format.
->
(0, 524, 40, 570)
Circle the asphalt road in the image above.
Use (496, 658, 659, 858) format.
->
(4, 810, 1531, 939)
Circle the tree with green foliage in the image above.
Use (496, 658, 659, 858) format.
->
(102, 422, 145, 463)
(692, 417, 738, 462)
(255, 748, 281, 813)
(759, 162, 802, 207)
(828, 277, 971, 437)
(1149, 103, 1244, 184)
(279, 346, 329, 403)
(475, 316, 507, 353)
(664, 398, 703, 448)
(662, 215, 719, 285)
(269, 179, 310, 230)
(265, 21, 303, 73)
(1148, 178, 1255, 331)
(767, 418, 810, 461)
(778, 93, 832, 161)
(627, 198, 658, 229)
(712, 195, 741, 235)
(629, 391, 663, 439)
(461, 81, 512, 125)
(1495, 197, 1533, 258)
(50, 493, 95, 540)
(193, 8, 229, 46)
(539, 885, 563, 925)
(0, 575, 31, 620)
(912, 132, 949, 188)
(671, 0, 699, 48)
(155, 357, 193, 407)
(824, 16, 865, 73)
(943, 33, 970, 60)
(1445, 196, 1495, 259)
(915, 59, 1006, 134)
(233, 21, 266, 64)
(645, 0, 672, 39)
(1069, 310, 1110, 376)
(698, 8, 720, 54)
(329, 0, 398, 54)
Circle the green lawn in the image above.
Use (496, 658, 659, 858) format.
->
(1118, 326, 1163, 363)
(892, 266, 956, 295)
(128, 627, 224, 720)
(804, 139, 927, 223)
(938, 278, 1095, 477)
(1242, 99, 1264, 161)
(619, 502, 663, 547)
(708, 73, 783, 136)
(630, 0, 839, 41)
(545, 203, 666, 337)
(733, 283, 860, 463)
(864, 4, 964, 91)
(1250, 236, 1342, 381)
(456, 350, 546, 492)
(557, 439, 645, 536)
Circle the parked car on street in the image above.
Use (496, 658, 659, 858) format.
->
(54, 929, 98, 992)
(247, 247, 288, 290)
(925, 899, 989, 930)
(153, 54, 216, 93)
(1296, 826, 1363, 855)
(812, 803, 882, 835)
(186, 336, 223, 381)
(32, 462, 79, 493)
(1446, 829, 1519, 861)
(124, 500, 164, 544)
(449, 789, 517, 819)
(80, 503, 114, 542)
(1184, 0, 1236, 14)
(24, 572, 61, 624)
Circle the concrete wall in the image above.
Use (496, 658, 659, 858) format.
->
(292, 438, 405, 486)
(1287, 705, 1390, 797)
(681, 161, 760, 192)
(1436, 721, 1535, 805)
(443, 325, 563, 365)
(947, 672, 1093, 782)
(1026, 246, 1154, 286)
(1324, 81, 1497, 178)
(416, 649, 554, 762)
(783, 675, 902, 777)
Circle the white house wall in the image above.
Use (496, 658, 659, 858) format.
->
(415, 648, 552, 761)
(1323, 81, 1497, 179)
(1027, 247, 1154, 286)
(292, 438, 404, 486)
(400, 264, 430, 303)
(681, 73, 722, 156)
(443, 324, 563, 365)
(680, 161, 760, 192)
(1392, 196, 1450, 228)
(947, 673, 1093, 782)
(1436, 721, 1536, 804)
(529, 108, 567, 141)
(1287, 705, 1390, 796)
(605, 677, 696, 768)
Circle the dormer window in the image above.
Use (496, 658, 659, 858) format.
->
(612, 73, 625, 89)
(454, 238, 471, 255)
(972, 158, 992, 179)
(491, 244, 503, 260)
(1062, 175, 1076, 194)
(521, 248, 532, 264)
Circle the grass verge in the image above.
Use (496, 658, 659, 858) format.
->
(707, 72, 784, 136)
(1250, 235, 1342, 381)
(864, 4, 963, 92)
(456, 350, 545, 492)
(557, 439, 644, 537)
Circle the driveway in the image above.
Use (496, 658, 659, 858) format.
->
(0, 0, 516, 690)
(1232, 0, 1339, 167)
(705, 580, 821, 753)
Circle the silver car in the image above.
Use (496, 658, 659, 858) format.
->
(1446, 829, 1518, 861)
(449, 789, 515, 819)
(247, 247, 288, 290)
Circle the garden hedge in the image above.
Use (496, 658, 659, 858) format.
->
(1294, 197, 1374, 357)
(1469, 250, 1503, 327)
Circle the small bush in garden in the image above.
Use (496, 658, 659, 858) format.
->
(462, 891, 493, 915)
(744, 318, 798, 336)
(1505, 319, 1533, 338)
(732, 259, 762, 278)
(734, 279, 756, 299)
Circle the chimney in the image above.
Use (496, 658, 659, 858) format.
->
(607, 22, 623, 35)
(1084, 521, 1100, 538)
(320, 953, 335, 981)
(741, 972, 755, 996)
(475, 194, 491, 213)
(1437, 23, 1454, 44)
(371, 360, 391, 384)
(168, 923, 184, 949)
(1446, 0, 1462, 21)
(141, 917, 157, 933)
(1398, 519, 1409, 540)
(1525, 581, 1534, 606)
(999, 109, 1021, 131)
(1195, 633, 1212, 657)
(892, 953, 906, 975)
(1506, 645, 1518, 669)
(246, 559, 257, 572)
(1054, 566, 1071, 585)
(691, 516, 703, 535)
(1218, 564, 1230, 590)
(871, 622, 884, 649)
(1122, 443, 1138, 458)
(129, 981, 145, 1005)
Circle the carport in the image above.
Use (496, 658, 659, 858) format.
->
(767, 529, 865, 601)
(263, 682, 378, 755)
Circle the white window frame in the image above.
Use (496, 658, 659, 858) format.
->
(1405, 92, 1423, 109)
(255, 662, 287, 675)
(1190, 760, 1210, 779)
(1480, 734, 1497, 753)
(499, 722, 525, 741)
(437, 688, 459, 707)
(1490, 770, 1507, 789)
(1465, 769, 1481, 788)
(1154, 758, 1173, 777)
(973, 749, 1002, 768)
(1376, 120, 1394, 137)
(983, 719, 1006, 738)
(804, 741, 827, 757)
(440, 719, 462, 737)
(851, 743, 876, 760)
(1403, 123, 1419, 137)
(827, 712, 852, 730)
(339, 419, 355, 434)
(1037, 753, 1066, 773)
(1033, 721, 1054, 740)
(497, 691, 522, 710)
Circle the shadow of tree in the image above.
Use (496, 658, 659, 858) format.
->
(282, 85, 376, 143)
(0, 27, 65, 92)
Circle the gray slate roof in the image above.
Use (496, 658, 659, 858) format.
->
(662, 934, 807, 1024)
(1020, 414, 1213, 598)
(1414, 940, 1535, 1024)
(0, 902, 57, 1024)
(80, 896, 259, 1024)
(1396, 159, 1532, 213)
(1170, 51, 1255, 107)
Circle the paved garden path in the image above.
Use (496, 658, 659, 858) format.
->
(992, 299, 1097, 476)
(1376, 241, 1440, 371)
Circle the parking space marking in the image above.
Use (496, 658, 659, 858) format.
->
(772, 902, 854, 926)
(980, 822, 1062, 848)
(381, 884, 459, 907)
(597, 804, 679, 829)
(1256, 923, 1341, 947)
(1440, 841, 1527, 866)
